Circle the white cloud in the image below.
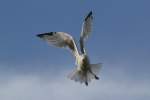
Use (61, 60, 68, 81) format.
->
(0, 71, 149, 100)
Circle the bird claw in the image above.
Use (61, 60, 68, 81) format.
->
(85, 82, 88, 86)
(95, 75, 99, 80)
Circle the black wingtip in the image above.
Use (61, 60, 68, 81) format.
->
(85, 11, 93, 21)
(36, 32, 55, 38)
(88, 11, 93, 16)
(36, 34, 44, 38)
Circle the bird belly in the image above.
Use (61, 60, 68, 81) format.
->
(76, 56, 90, 74)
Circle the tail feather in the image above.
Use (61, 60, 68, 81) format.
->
(68, 69, 86, 83)
(68, 63, 102, 85)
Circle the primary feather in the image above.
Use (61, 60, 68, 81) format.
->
(80, 11, 93, 41)
(80, 11, 93, 54)
(37, 32, 79, 58)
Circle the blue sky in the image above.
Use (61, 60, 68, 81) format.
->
(0, 0, 150, 100)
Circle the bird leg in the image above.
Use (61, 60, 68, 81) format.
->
(89, 69, 99, 80)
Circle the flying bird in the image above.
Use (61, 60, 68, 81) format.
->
(37, 11, 102, 86)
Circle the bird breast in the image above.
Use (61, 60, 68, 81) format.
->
(76, 55, 90, 71)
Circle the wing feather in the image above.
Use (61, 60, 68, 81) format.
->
(80, 11, 93, 54)
(80, 11, 93, 40)
(37, 32, 79, 57)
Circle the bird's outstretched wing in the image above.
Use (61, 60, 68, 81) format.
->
(37, 32, 79, 57)
(80, 11, 93, 54)
(81, 11, 93, 40)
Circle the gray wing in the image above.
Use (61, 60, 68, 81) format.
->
(80, 11, 93, 54)
(37, 32, 79, 57)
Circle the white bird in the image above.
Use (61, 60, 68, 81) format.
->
(37, 11, 102, 86)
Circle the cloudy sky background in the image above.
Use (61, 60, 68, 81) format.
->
(0, 0, 150, 100)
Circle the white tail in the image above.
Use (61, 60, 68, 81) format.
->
(68, 63, 102, 86)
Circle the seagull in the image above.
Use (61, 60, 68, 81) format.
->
(36, 11, 102, 86)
